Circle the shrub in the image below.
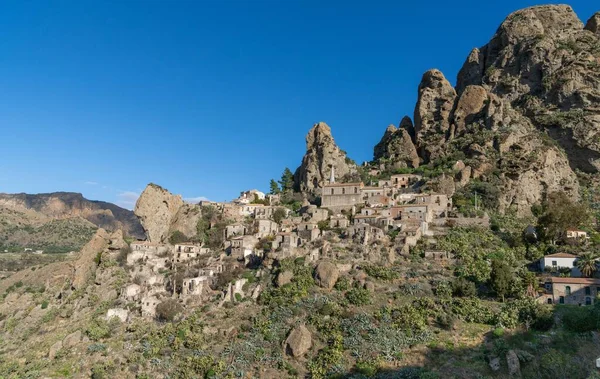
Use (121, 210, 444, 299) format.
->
(345, 287, 371, 306)
(334, 276, 351, 291)
(451, 277, 477, 297)
(234, 293, 242, 302)
(155, 299, 183, 322)
(492, 327, 504, 338)
(364, 265, 399, 281)
(168, 230, 189, 245)
(116, 245, 131, 267)
(41, 300, 49, 309)
(86, 319, 111, 341)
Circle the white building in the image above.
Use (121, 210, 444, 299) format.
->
(540, 252, 581, 276)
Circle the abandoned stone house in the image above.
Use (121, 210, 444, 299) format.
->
(391, 205, 433, 223)
(225, 224, 246, 239)
(414, 194, 452, 217)
(390, 174, 422, 189)
(297, 222, 321, 242)
(181, 276, 208, 297)
(174, 243, 206, 254)
(540, 277, 600, 306)
(424, 250, 455, 260)
(239, 203, 265, 217)
(272, 232, 301, 251)
(302, 206, 329, 223)
(141, 295, 161, 318)
(130, 241, 166, 254)
(256, 219, 279, 238)
(346, 224, 385, 243)
(330, 215, 350, 229)
(230, 235, 258, 261)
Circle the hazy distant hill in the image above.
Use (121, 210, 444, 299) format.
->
(0, 192, 144, 253)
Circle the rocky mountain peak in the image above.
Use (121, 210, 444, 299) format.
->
(586, 12, 600, 35)
(294, 122, 358, 195)
(373, 117, 419, 169)
(414, 69, 457, 162)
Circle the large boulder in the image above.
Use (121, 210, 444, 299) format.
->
(586, 12, 600, 35)
(506, 350, 521, 376)
(314, 261, 339, 290)
(285, 325, 312, 357)
(276, 271, 294, 287)
(293, 122, 358, 195)
(134, 184, 185, 243)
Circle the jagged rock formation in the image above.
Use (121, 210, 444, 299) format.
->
(456, 5, 600, 174)
(134, 184, 202, 243)
(377, 4, 600, 215)
(414, 69, 457, 161)
(373, 117, 420, 169)
(294, 122, 358, 194)
(0, 192, 144, 239)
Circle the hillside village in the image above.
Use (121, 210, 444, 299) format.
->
(1, 4, 600, 379)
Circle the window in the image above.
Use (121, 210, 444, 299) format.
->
(585, 287, 591, 296)
(565, 286, 571, 295)
(342, 188, 345, 194)
(331, 188, 334, 195)
(354, 187, 358, 194)
(552, 260, 557, 266)
(586, 297, 592, 306)
(547, 298, 553, 304)
(559, 296, 565, 304)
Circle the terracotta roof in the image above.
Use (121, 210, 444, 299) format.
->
(545, 253, 577, 258)
(549, 277, 600, 285)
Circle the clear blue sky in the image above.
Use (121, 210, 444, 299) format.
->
(0, 1, 597, 209)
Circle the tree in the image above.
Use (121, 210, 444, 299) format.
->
(272, 207, 287, 224)
(537, 191, 589, 243)
(269, 179, 280, 195)
(575, 252, 598, 278)
(279, 168, 295, 193)
(490, 259, 513, 302)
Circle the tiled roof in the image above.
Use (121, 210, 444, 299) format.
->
(545, 253, 577, 258)
(549, 277, 600, 284)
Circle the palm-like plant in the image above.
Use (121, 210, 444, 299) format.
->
(575, 252, 598, 278)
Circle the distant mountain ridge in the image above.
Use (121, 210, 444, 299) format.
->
(0, 192, 145, 240)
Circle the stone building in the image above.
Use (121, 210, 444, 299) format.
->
(297, 222, 321, 242)
(330, 215, 350, 229)
(256, 219, 279, 238)
(390, 174, 422, 189)
(225, 224, 246, 239)
(414, 194, 452, 217)
(230, 235, 258, 261)
(321, 182, 364, 211)
(541, 277, 600, 306)
(181, 276, 208, 297)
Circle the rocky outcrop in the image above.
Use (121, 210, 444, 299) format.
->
(455, 5, 600, 174)
(586, 12, 600, 35)
(134, 184, 202, 243)
(414, 69, 457, 161)
(0, 192, 144, 238)
(373, 117, 420, 169)
(294, 122, 358, 194)
(314, 261, 339, 290)
(506, 350, 521, 376)
(285, 325, 312, 357)
(72, 228, 111, 290)
(276, 271, 293, 287)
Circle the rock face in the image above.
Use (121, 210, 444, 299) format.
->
(294, 122, 358, 195)
(314, 261, 339, 290)
(414, 69, 457, 161)
(134, 184, 202, 243)
(373, 117, 420, 169)
(456, 5, 600, 174)
(0, 192, 144, 239)
(276, 271, 293, 287)
(401, 4, 599, 215)
(285, 325, 312, 357)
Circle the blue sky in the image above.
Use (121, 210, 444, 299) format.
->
(0, 1, 597, 209)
